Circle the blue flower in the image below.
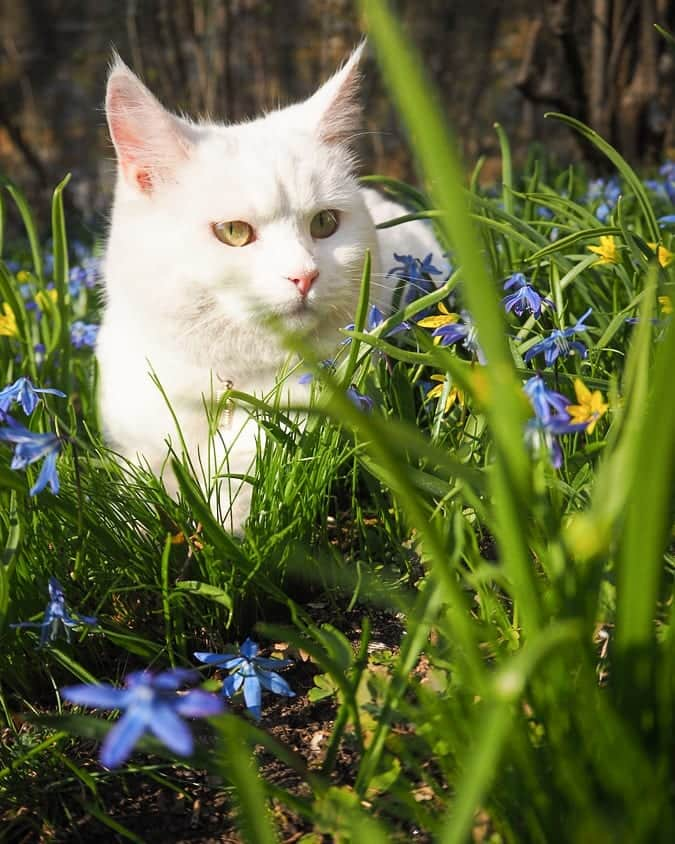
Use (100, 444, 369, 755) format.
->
(524, 416, 577, 469)
(346, 385, 375, 413)
(0, 377, 65, 415)
(523, 375, 570, 424)
(586, 176, 621, 222)
(0, 417, 61, 494)
(11, 576, 97, 647)
(68, 257, 102, 297)
(70, 321, 99, 349)
(658, 214, 675, 227)
(431, 310, 486, 364)
(502, 274, 554, 319)
(298, 358, 335, 385)
(194, 638, 295, 721)
(523, 309, 592, 367)
(61, 668, 224, 769)
(388, 252, 444, 304)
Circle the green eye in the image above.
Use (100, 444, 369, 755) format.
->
(310, 210, 339, 239)
(212, 220, 255, 247)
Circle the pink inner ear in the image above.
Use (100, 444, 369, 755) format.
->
(107, 74, 191, 194)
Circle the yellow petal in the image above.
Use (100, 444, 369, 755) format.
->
(417, 314, 458, 328)
(573, 378, 592, 406)
(658, 295, 673, 316)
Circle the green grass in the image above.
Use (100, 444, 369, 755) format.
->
(0, 3, 674, 840)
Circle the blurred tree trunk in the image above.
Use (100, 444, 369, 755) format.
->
(516, 0, 675, 163)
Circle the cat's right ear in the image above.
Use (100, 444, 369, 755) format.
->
(106, 55, 193, 194)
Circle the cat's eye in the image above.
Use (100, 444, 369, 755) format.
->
(310, 210, 339, 239)
(212, 220, 255, 247)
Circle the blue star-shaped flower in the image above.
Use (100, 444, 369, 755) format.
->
(388, 252, 444, 304)
(523, 375, 570, 424)
(194, 638, 295, 720)
(431, 310, 486, 364)
(70, 321, 99, 349)
(346, 385, 375, 413)
(0, 418, 61, 494)
(523, 309, 592, 368)
(502, 274, 554, 319)
(62, 668, 224, 769)
(11, 577, 97, 647)
(524, 413, 587, 469)
(0, 377, 65, 415)
(586, 176, 621, 222)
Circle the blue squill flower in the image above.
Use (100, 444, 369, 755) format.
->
(298, 358, 335, 385)
(195, 638, 295, 721)
(346, 385, 375, 413)
(431, 310, 486, 364)
(523, 375, 570, 424)
(0, 418, 61, 494)
(11, 576, 97, 647)
(70, 321, 99, 349)
(0, 377, 65, 415)
(502, 273, 554, 319)
(388, 252, 444, 304)
(523, 309, 592, 367)
(524, 415, 585, 469)
(586, 176, 621, 222)
(62, 668, 224, 769)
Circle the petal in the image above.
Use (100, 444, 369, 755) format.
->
(257, 669, 296, 698)
(194, 651, 243, 670)
(30, 450, 59, 496)
(222, 672, 244, 698)
(252, 657, 294, 671)
(149, 704, 194, 757)
(573, 378, 592, 405)
(61, 683, 128, 710)
(152, 668, 199, 690)
(174, 689, 224, 718)
(100, 709, 148, 769)
(242, 675, 262, 719)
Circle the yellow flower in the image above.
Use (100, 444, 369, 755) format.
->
(566, 378, 608, 434)
(16, 270, 31, 283)
(35, 288, 58, 310)
(647, 243, 674, 268)
(417, 302, 459, 329)
(427, 374, 464, 413)
(587, 236, 618, 265)
(0, 302, 17, 337)
(658, 294, 673, 316)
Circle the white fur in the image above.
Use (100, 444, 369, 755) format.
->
(98, 47, 443, 530)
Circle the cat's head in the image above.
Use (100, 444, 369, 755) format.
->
(104, 44, 377, 346)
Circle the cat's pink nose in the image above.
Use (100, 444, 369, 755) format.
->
(289, 270, 319, 297)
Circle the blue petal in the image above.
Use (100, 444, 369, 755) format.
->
(252, 656, 293, 671)
(194, 651, 244, 670)
(173, 689, 224, 718)
(242, 675, 262, 719)
(149, 703, 194, 757)
(222, 672, 244, 698)
(30, 449, 59, 495)
(240, 638, 259, 659)
(62, 683, 128, 710)
(257, 669, 296, 698)
(151, 668, 199, 690)
(100, 709, 149, 769)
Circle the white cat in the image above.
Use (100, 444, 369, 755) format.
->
(97, 44, 442, 530)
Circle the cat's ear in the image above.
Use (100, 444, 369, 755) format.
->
(303, 42, 365, 145)
(106, 54, 193, 194)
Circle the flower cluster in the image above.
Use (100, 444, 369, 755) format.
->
(586, 176, 621, 223)
(0, 377, 65, 495)
(523, 374, 607, 468)
(57, 637, 294, 768)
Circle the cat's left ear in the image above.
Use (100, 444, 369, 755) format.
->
(303, 41, 365, 145)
